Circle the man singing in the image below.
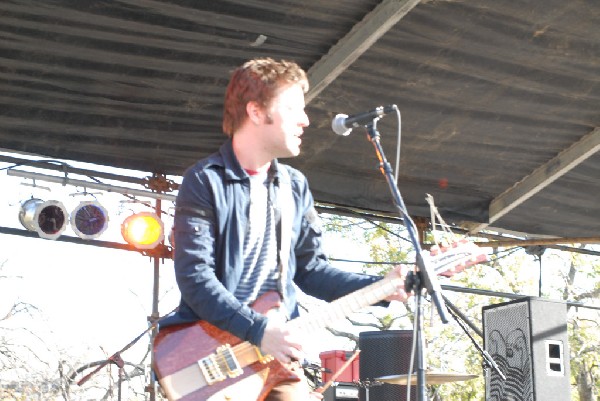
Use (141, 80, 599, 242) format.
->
(167, 57, 409, 400)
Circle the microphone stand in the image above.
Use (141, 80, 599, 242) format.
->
(364, 119, 449, 401)
(76, 321, 157, 391)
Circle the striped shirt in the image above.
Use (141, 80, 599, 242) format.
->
(234, 171, 279, 304)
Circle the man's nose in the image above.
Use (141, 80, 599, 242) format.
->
(300, 111, 309, 127)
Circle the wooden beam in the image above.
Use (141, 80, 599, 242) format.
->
(306, 0, 421, 103)
(470, 127, 600, 233)
(475, 236, 600, 248)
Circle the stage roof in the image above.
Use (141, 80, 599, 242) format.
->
(1, 0, 599, 240)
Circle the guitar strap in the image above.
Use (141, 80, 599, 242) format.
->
(271, 165, 294, 311)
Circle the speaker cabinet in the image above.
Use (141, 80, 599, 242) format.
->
(358, 330, 416, 401)
(482, 297, 571, 401)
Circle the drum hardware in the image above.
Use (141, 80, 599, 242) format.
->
(376, 372, 478, 386)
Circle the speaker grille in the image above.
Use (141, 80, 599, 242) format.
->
(483, 297, 571, 401)
(483, 301, 534, 401)
(358, 330, 415, 401)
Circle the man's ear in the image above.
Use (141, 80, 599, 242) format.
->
(246, 101, 264, 125)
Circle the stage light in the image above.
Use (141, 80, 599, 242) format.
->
(121, 212, 164, 249)
(70, 201, 109, 239)
(19, 198, 69, 240)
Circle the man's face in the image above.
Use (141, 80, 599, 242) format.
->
(259, 83, 309, 158)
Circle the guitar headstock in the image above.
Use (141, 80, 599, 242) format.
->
(423, 238, 488, 277)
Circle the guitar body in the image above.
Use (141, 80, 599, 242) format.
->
(153, 292, 299, 401)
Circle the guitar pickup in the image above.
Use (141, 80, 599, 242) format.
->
(216, 344, 243, 378)
(197, 344, 243, 385)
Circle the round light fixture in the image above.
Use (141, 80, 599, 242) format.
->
(19, 198, 69, 240)
(70, 201, 109, 239)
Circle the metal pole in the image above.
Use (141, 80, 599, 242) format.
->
(7, 169, 176, 201)
(148, 197, 162, 401)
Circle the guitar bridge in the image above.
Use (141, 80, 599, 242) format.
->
(198, 354, 226, 385)
(198, 344, 243, 385)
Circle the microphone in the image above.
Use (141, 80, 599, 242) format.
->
(331, 104, 397, 136)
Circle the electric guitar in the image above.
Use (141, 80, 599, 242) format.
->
(152, 239, 487, 401)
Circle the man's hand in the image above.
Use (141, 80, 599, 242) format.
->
(383, 264, 412, 303)
(259, 319, 304, 364)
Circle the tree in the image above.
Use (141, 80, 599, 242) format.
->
(0, 260, 56, 400)
(319, 213, 600, 401)
(0, 259, 164, 400)
(559, 250, 600, 401)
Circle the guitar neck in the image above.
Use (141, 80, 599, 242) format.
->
(288, 240, 486, 333)
(289, 276, 401, 333)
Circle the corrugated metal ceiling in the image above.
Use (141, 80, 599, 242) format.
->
(1, 0, 599, 239)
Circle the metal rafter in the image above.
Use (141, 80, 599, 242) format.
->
(470, 127, 600, 234)
(306, 0, 421, 103)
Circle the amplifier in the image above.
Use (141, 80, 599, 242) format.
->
(322, 382, 359, 401)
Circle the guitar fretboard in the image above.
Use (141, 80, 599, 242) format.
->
(290, 276, 402, 333)
(289, 239, 487, 333)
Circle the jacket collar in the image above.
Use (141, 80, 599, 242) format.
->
(219, 138, 284, 183)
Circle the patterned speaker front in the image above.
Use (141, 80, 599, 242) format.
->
(484, 301, 534, 401)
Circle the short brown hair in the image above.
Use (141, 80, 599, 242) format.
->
(222, 58, 309, 136)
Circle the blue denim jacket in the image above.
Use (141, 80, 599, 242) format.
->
(162, 139, 382, 347)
